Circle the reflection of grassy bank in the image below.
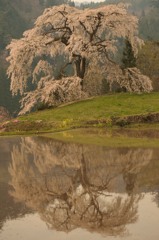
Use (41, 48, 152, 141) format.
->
(43, 128, 159, 148)
(1, 92, 159, 135)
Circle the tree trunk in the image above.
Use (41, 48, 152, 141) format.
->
(74, 56, 86, 89)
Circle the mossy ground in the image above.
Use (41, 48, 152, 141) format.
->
(1, 92, 159, 135)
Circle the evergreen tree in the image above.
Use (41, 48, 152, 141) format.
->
(122, 37, 136, 69)
(152, 0, 159, 8)
(45, 0, 68, 7)
(68, 0, 75, 7)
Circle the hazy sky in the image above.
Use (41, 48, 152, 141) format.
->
(75, 0, 105, 3)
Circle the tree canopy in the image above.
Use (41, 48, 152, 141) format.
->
(6, 4, 152, 114)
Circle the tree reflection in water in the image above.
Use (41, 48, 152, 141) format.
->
(8, 137, 153, 236)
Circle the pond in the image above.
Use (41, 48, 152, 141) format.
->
(0, 132, 159, 240)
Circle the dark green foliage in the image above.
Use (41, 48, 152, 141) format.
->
(37, 102, 52, 111)
(121, 38, 136, 69)
(0, 66, 20, 115)
(136, 41, 159, 91)
(151, 0, 159, 8)
(0, 0, 26, 114)
(45, 0, 69, 7)
(0, 1, 27, 49)
(139, 7, 159, 40)
(68, 1, 75, 7)
(44, 0, 74, 7)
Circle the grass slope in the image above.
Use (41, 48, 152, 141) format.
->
(1, 92, 159, 135)
(20, 92, 159, 121)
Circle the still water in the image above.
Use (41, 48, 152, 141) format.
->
(0, 135, 159, 240)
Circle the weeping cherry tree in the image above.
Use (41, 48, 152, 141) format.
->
(6, 4, 152, 114)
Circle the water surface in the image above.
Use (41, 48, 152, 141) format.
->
(0, 134, 159, 240)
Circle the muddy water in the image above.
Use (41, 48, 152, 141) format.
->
(0, 135, 159, 240)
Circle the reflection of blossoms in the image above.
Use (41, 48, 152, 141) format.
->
(9, 137, 152, 235)
(42, 185, 140, 235)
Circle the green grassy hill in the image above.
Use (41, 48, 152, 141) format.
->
(1, 92, 159, 135)
(20, 92, 159, 121)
